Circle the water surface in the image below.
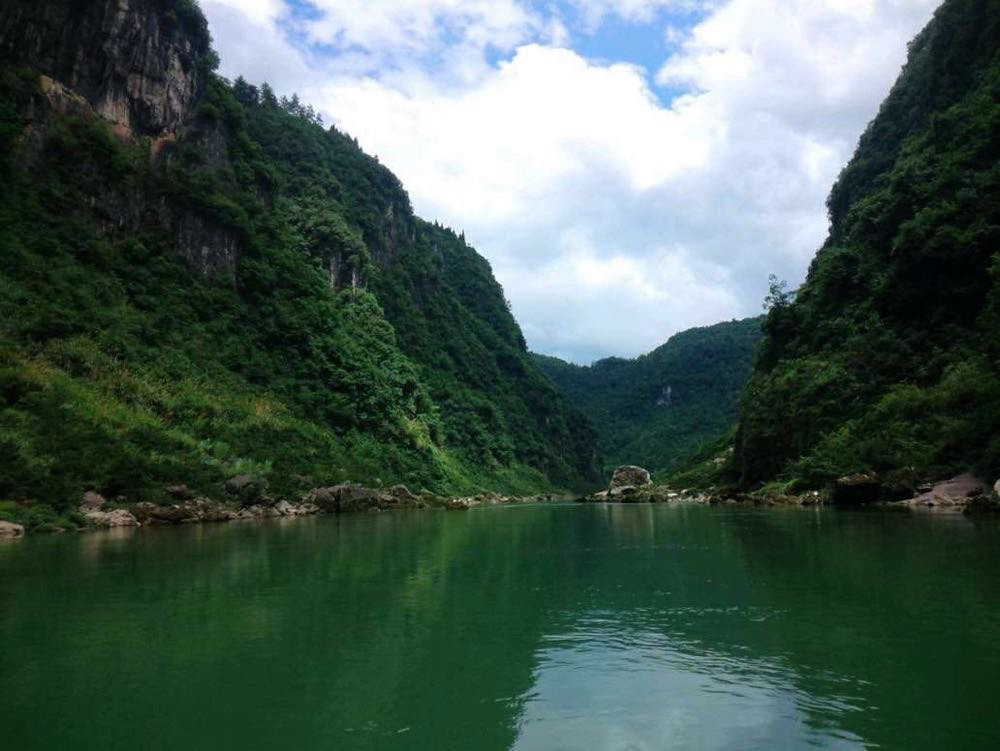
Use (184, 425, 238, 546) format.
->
(2, 504, 998, 749)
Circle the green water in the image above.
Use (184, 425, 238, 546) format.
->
(2, 505, 999, 750)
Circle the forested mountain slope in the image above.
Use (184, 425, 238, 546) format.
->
(0, 0, 599, 514)
(734, 0, 1000, 489)
(535, 318, 762, 476)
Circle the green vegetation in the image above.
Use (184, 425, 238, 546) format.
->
(534, 318, 762, 478)
(0, 3, 598, 514)
(733, 0, 1000, 490)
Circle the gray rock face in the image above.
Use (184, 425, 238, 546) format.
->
(0, 0, 207, 135)
(174, 211, 241, 277)
(609, 465, 651, 490)
(897, 474, 992, 509)
(994, 479, 1000, 501)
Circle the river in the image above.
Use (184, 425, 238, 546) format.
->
(2, 504, 998, 749)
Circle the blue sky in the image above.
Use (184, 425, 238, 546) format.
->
(201, 0, 941, 363)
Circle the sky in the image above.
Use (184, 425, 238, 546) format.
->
(199, 0, 942, 364)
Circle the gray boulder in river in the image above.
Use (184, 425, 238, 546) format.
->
(609, 466, 651, 492)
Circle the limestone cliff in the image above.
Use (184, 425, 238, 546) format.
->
(0, 0, 209, 135)
(0, 0, 601, 508)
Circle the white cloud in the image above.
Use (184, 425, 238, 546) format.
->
(200, 0, 942, 363)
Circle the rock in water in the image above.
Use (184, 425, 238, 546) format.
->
(609, 465, 651, 491)
(0, 520, 25, 538)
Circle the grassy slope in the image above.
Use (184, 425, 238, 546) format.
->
(534, 318, 762, 478)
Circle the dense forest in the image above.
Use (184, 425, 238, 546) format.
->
(728, 0, 1000, 492)
(534, 318, 762, 477)
(0, 0, 598, 526)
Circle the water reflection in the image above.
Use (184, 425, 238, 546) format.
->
(514, 618, 865, 750)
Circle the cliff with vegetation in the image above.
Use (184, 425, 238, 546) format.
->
(732, 0, 999, 493)
(534, 318, 762, 477)
(0, 0, 599, 524)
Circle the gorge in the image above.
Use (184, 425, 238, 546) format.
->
(0, 0, 997, 532)
(2, 1, 999, 749)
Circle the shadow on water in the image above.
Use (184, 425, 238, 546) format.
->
(1, 505, 999, 750)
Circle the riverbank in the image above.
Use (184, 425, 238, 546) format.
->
(4, 468, 999, 540)
(0, 481, 566, 538)
(577, 465, 1000, 513)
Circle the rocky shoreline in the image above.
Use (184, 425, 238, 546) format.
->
(3, 467, 999, 540)
(0, 479, 564, 537)
(576, 465, 1000, 513)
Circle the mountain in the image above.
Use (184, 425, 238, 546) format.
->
(734, 0, 999, 490)
(534, 318, 762, 477)
(0, 0, 600, 514)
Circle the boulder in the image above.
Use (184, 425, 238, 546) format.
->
(994, 479, 1000, 501)
(608, 485, 638, 498)
(191, 500, 233, 523)
(165, 484, 192, 500)
(389, 485, 418, 502)
(832, 473, 883, 504)
(81, 491, 106, 509)
(336, 485, 381, 513)
(130, 502, 190, 524)
(273, 500, 319, 517)
(129, 500, 227, 524)
(305, 487, 339, 512)
(305, 484, 381, 513)
(446, 499, 471, 511)
(225, 475, 269, 503)
(378, 485, 423, 509)
(82, 508, 139, 528)
(0, 520, 25, 538)
(609, 465, 651, 491)
(419, 490, 444, 507)
(898, 474, 991, 509)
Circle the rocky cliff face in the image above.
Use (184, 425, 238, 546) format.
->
(0, 0, 208, 135)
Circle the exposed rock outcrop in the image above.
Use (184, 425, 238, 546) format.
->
(174, 210, 240, 277)
(0, 0, 208, 135)
(893, 474, 992, 510)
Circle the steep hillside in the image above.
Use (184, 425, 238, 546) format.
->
(0, 0, 599, 515)
(535, 318, 762, 476)
(735, 0, 1000, 489)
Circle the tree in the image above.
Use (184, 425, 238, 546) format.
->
(762, 274, 793, 311)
